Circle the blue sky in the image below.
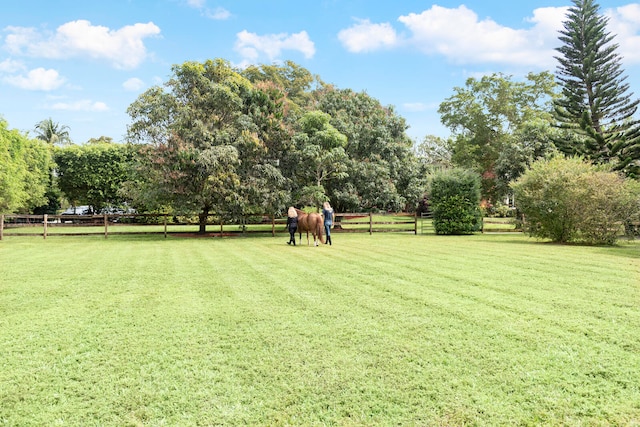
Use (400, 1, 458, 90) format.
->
(2, 0, 640, 144)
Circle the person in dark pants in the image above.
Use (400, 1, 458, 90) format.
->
(322, 201, 334, 245)
(286, 206, 298, 245)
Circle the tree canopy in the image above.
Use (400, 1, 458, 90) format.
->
(291, 110, 348, 207)
(54, 143, 137, 213)
(127, 59, 291, 232)
(438, 72, 558, 203)
(18, 47, 640, 222)
(0, 119, 53, 213)
(313, 87, 423, 212)
(124, 59, 424, 227)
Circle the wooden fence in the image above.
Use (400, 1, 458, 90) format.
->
(0, 212, 421, 240)
(0, 212, 524, 240)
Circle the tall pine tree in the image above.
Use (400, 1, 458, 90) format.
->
(554, 0, 640, 178)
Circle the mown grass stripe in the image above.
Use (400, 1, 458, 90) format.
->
(1, 233, 639, 425)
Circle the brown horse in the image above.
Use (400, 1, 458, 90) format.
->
(295, 208, 325, 246)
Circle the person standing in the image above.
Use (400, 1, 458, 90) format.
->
(286, 206, 298, 245)
(322, 201, 334, 245)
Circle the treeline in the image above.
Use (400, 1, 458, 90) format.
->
(125, 59, 427, 233)
(2, 1, 640, 241)
(1, 60, 427, 233)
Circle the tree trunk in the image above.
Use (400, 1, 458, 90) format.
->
(198, 211, 208, 234)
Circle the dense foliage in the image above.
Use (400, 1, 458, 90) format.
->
(0, 119, 53, 213)
(437, 72, 558, 203)
(54, 142, 137, 213)
(125, 59, 422, 231)
(429, 168, 482, 235)
(2, 60, 424, 220)
(126, 59, 291, 232)
(512, 156, 640, 244)
(314, 87, 424, 212)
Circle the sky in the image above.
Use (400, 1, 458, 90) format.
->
(2, 0, 640, 145)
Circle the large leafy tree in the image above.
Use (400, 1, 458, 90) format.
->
(126, 59, 289, 232)
(494, 119, 559, 199)
(291, 110, 348, 207)
(54, 142, 137, 213)
(1, 119, 53, 213)
(243, 64, 425, 212)
(34, 118, 72, 146)
(438, 72, 557, 203)
(238, 80, 293, 216)
(314, 87, 422, 212)
(554, 0, 640, 177)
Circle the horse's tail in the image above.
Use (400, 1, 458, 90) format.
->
(317, 219, 325, 244)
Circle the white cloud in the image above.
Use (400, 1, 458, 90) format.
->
(335, 5, 579, 68)
(338, 19, 399, 53)
(186, 0, 206, 8)
(0, 58, 25, 73)
(397, 5, 567, 67)
(605, 4, 640, 64)
(123, 77, 145, 91)
(4, 20, 161, 69)
(235, 30, 315, 63)
(206, 7, 231, 20)
(185, 0, 230, 20)
(4, 67, 64, 90)
(3, 27, 39, 55)
(50, 99, 109, 112)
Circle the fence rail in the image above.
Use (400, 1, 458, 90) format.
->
(0, 213, 528, 240)
(0, 212, 421, 240)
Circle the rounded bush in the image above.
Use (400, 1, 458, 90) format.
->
(511, 156, 640, 245)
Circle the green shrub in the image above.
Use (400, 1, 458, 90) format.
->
(430, 169, 482, 235)
(482, 202, 514, 218)
(511, 156, 640, 245)
(494, 203, 514, 218)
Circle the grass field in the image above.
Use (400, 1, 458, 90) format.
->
(1, 233, 639, 426)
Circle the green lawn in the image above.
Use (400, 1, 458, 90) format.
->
(1, 233, 639, 426)
(481, 217, 519, 232)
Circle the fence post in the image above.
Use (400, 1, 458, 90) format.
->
(43, 214, 48, 239)
(369, 212, 373, 235)
(0, 214, 3, 240)
(104, 214, 108, 238)
(164, 214, 167, 239)
(414, 211, 417, 235)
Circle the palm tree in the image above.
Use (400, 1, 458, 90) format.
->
(34, 118, 72, 145)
